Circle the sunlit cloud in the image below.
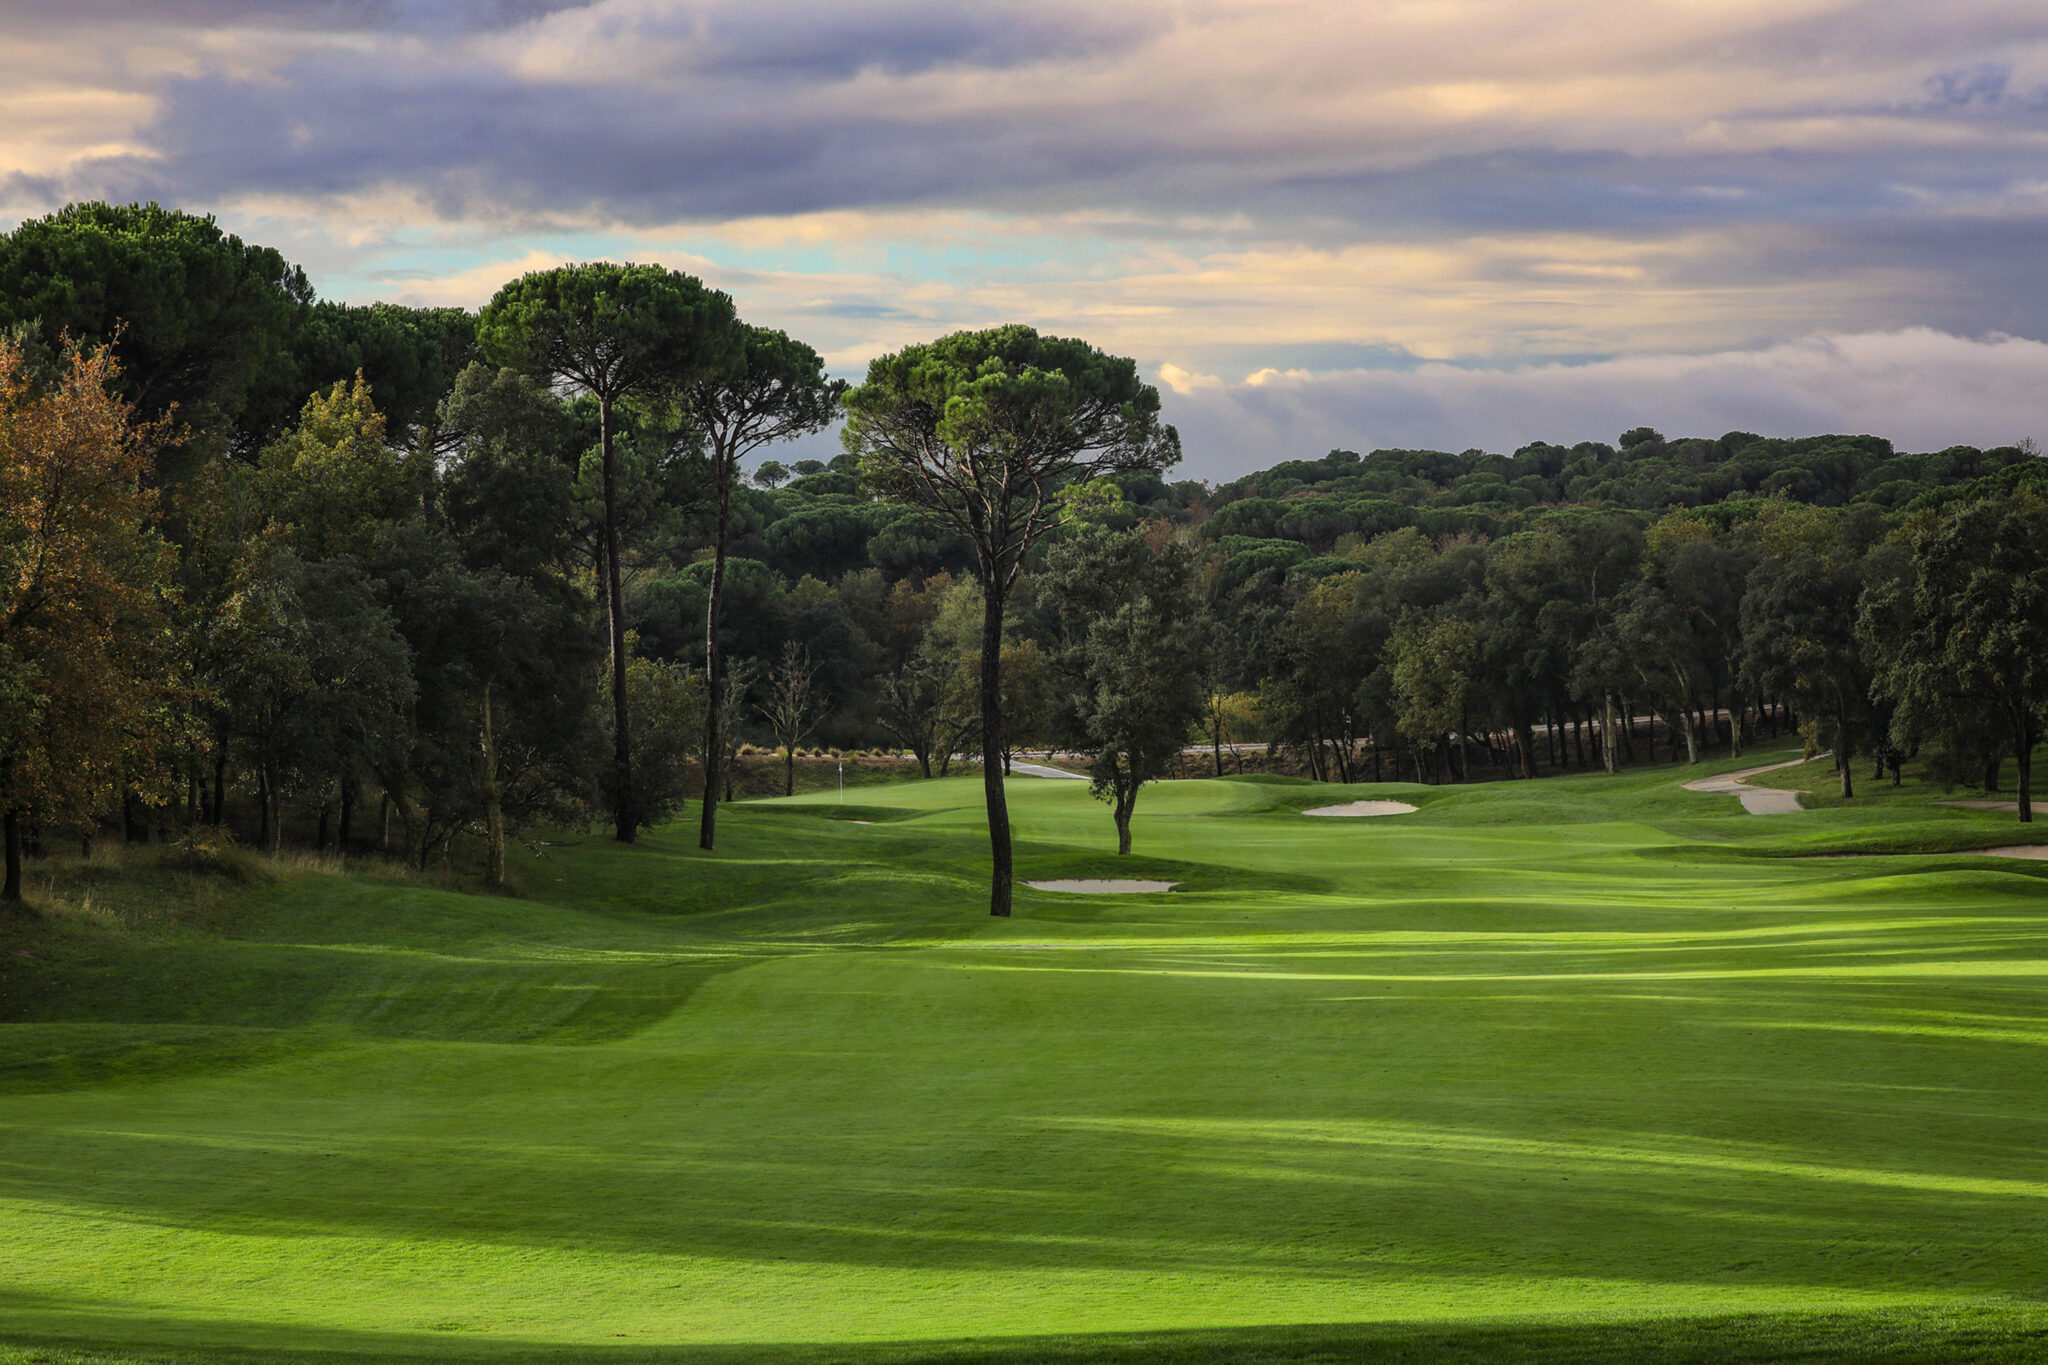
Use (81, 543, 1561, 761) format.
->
(3, 0, 2044, 469)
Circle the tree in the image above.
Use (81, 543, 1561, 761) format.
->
(677, 326, 842, 849)
(753, 459, 791, 489)
(1266, 572, 1376, 782)
(0, 336, 175, 901)
(257, 374, 423, 561)
(221, 554, 413, 854)
(436, 363, 581, 582)
(998, 639, 1056, 772)
(619, 653, 707, 836)
(293, 302, 477, 452)
(478, 263, 740, 842)
(1389, 613, 1480, 783)
(1610, 580, 1710, 765)
(1865, 493, 2048, 821)
(712, 657, 761, 806)
(758, 640, 823, 797)
(1046, 528, 1206, 854)
(0, 202, 314, 463)
(843, 325, 1178, 915)
(1741, 506, 1884, 798)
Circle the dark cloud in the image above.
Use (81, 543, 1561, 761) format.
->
(8, 0, 2048, 406)
(679, 3, 1152, 80)
(0, 0, 599, 31)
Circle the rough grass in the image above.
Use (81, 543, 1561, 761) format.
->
(4, 758, 2047, 1362)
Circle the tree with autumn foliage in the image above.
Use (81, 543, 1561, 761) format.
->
(0, 335, 175, 902)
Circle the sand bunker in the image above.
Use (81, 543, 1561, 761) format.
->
(1023, 879, 1178, 894)
(1303, 800, 1417, 817)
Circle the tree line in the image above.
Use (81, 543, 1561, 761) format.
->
(2, 202, 2043, 912)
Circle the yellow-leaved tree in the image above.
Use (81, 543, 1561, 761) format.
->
(0, 334, 174, 903)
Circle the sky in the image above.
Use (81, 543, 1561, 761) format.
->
(5, 1, 2047, 480)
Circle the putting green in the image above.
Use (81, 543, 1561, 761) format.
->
(4, 761, 2048, 1363)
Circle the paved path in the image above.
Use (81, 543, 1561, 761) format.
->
(1681, 753, 1816, 814)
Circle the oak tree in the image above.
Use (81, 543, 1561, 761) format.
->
(0, 336, 174, 901)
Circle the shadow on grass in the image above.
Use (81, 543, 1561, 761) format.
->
(4, 1298, 2046, 1365)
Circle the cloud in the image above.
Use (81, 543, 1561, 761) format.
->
(10, 0, 2046, 234)
(4, 1, 2046, 485)
(1158, 330, 2048, 479)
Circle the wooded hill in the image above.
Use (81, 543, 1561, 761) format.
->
(3, 201, 2044, 903)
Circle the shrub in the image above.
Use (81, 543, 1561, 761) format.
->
(154, 827, 269, 884)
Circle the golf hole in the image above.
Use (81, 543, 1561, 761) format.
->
(1303, 800, 1418, 817)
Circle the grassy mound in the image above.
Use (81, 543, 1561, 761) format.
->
(4, 763, 2047, 1362)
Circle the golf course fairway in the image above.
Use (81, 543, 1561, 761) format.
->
(5, 759, 2048, 1363)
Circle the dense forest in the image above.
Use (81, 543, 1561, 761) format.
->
(3, 202, 2045, 907)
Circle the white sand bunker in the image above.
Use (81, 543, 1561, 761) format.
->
(1303, 800, 1418, 817)
(1023, 879, 1179, 894)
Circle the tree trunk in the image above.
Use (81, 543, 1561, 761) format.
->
(264, 761, 282, 854)
(600, 396, 635, 844)
(1211, 703, 1224, 778)
(2016, 717, 2035, 824)
(2, 808, 21, 903)
(699, 445, 734, 851)
(338, 780, 354, 851)
(1837, 699, 1855, 799)
(1115, 777, 1136, 855)
(257, 764, 272, 852)
(1602, 693, 1619, 774)
(123, 792, 147, 845)
(1681, 704, 1700, 765)
(979, 578, 1013, 917)
(480, 682, 506, 888)
(785, 746, 795, 798)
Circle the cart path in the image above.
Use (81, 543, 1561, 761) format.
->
(1681, 753, 1816, 814)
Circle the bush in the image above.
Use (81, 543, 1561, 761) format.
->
(153, 827, 269, 884)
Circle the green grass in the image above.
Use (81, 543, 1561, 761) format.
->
(4, 760, 2048, 1362)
